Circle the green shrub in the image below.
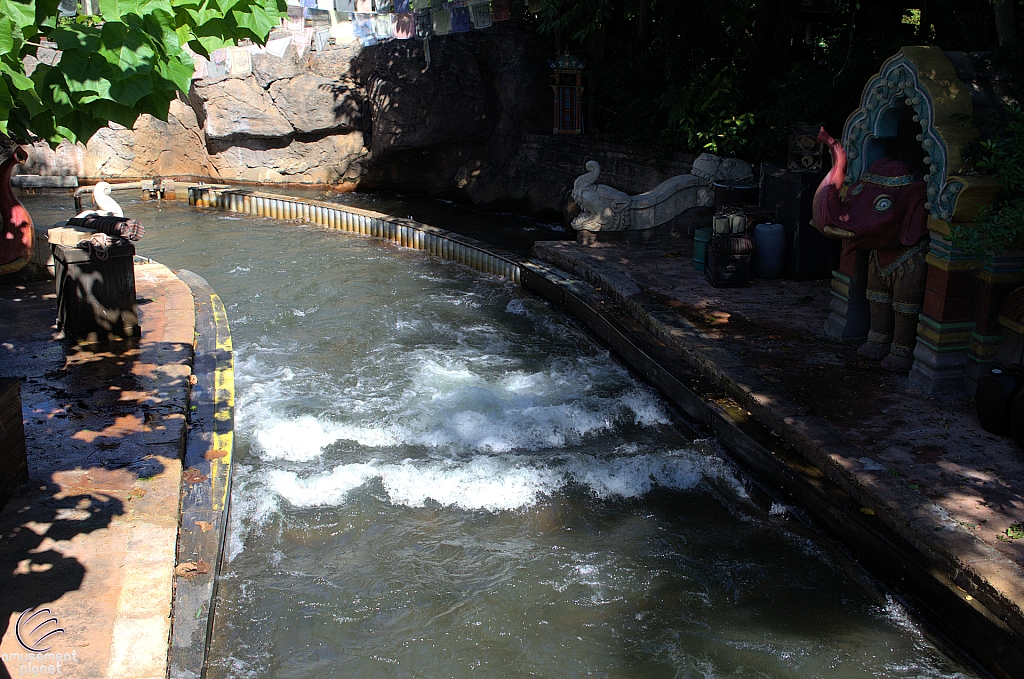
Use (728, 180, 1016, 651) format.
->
(658, 64, 754, 156)
(952, 105, 1024, 256)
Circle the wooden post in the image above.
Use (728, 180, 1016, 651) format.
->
(0, 378, 28, 509)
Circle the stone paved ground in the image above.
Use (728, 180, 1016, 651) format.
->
(0, 263, 194, 679)
(535, 238, 1024, 629)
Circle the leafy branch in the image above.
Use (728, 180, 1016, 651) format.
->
(952, 105, 1024, 256)
(657, 63, 754, 156)
(0, 0, 286, 147)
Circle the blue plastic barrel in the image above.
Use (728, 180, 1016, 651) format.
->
(753, 223, 785, 279)
(693, 228, 712, 271)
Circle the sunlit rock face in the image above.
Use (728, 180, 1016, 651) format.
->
(22, 96, 213, 179)
(192, 77, 295, 140)
(19, 27, 548, 195)
(269, 74, 363, 135)
(207, 133, 366, 185)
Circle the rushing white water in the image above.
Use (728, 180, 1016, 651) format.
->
(62, 196, 976, 679)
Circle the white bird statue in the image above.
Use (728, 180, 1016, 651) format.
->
(570, 161, 632, 231)
(76, 181, 123, 218)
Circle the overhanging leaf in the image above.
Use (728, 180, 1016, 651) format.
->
(0, 0, 35, 32)
(109, 74, 154, 107)
(0, 18, 15, 55)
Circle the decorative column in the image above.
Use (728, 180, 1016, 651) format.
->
(964, 252, 1024, 391)
(824, 248, 870, 341)
(909, 232, 980, 393)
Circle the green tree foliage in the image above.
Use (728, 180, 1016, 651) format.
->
(0, 0, 286, 146)
(532, 0, 1001, 160)
(953, 105, 1024, 255)
(658, 64, 754, 156)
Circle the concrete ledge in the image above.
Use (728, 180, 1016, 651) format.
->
(186, 186, 523, 283)
(168, 270, 235, 679)
(12, 175, 78, 188)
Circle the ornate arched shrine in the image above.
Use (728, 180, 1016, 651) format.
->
(824, 46, 1022, 395)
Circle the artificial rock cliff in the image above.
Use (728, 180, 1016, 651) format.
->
(23, 25, 551, 208)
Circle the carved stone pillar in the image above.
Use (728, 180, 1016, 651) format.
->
(908, 233, 979, 394)
(965, 253, 1024, 392)
(824, 249, 870, 341)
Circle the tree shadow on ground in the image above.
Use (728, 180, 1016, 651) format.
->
(0, 277, 181, 678)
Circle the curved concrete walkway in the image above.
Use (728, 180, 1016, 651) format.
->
(0, 262, 194, 679)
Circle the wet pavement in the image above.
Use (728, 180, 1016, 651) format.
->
(0, 263, 194, 679)
(534, 237, 1024, 640)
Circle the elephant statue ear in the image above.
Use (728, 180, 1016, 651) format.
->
(899, 183, 930, 247)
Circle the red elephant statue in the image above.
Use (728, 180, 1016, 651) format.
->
(813, 126, 930, 373)
(0, 144, 33, 275)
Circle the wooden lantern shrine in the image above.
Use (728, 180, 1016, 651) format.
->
(551, 53, 584, 135)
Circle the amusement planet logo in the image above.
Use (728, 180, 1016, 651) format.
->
(0, 607, 79, 677)
(15, 608, 65, 652)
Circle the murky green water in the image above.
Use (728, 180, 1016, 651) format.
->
(25, 194, 976, 678)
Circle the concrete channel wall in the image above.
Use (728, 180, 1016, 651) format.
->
(185, 185, 1024, 679)
(168, 271, 236, 679)
(187, 187, 522, 283)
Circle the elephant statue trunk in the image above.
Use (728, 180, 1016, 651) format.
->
(812, 126, 930, 373)
(0, 145, 33, 275)
(812, 127, 851, 238)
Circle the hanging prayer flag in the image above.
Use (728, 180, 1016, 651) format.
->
(351, 11, 374, 35)
(414, 8, 433, 36)
(302, 0, 317, 8)
(192, 55, 209, 79)
(393, 12, 415, 37)
(313, 27, 332, 50)
(335, 0, 355, 9)
(469, 2, 491, 27)
(354, 0, 374, 11)
(431, 7, 451, 34)
(293, 27, 314, 55)
(208, 48, 229, 78)
(305, 7, 332, 26)
(394, 0, 410, 12)
(227, 46, 253, 75)
(450, 5, 470, 31)
(265, 36, 292, 57)
(492, 0, 509, 19)
(374, 12, 394, 38)
(447, 0, 466, 7)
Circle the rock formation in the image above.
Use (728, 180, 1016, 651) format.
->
(21, 95, 213, 179)
(18, 26, 553, 205)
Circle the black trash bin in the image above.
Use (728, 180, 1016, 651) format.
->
(53, 242, 140, 342)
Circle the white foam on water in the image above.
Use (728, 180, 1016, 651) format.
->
(381, 457, 563, 511)
(565, 451, 744, 500)
(266, 462, 380, 506)
(261, 449, 742, 512)
(242, 351, 671, 460)
(505, 298, 529, 316)
(225, 464, 281, 563)
(253, 415, 397, 462)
